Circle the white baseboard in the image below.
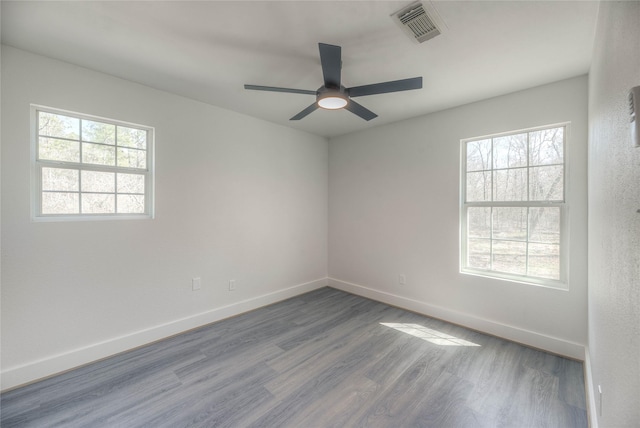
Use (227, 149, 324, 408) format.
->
(1, 278, 328, 391)
(583, 346, 598, 428)
(328, 277, 585, 360)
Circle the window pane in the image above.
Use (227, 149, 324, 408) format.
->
(530, 165, 563, 201)
(82, 120, 115, 145)
(82, 193, 115, 214)
(81, 170, 115, 193)
(466, 171, 491, 202)
(462, 125, 565, 285)
(466, 139, 491, 171)
(529, 207, 560, 244)
(528, 243, 560, 280)
(35, 108, 152, 219)
(117, 147, 146, 169)
(493, 168, 527, 201)
(468, 238, 491, 269)
(39, 137, 80, 162)
(38, 112, 79, 140)
(82, 142, 116, 166)
(492, 240, 527, 275)
(493, 207, 527, 241)
(42, 167, 78, 191)
(117, 173, 145, 194)
(117, 194, 145, 213)
(529, 127, 563, 166)
(117, 126, 147, 149)
(493, 133, 527, 169)
(468, 207, 491, 238)
(42, 192, 79, 214)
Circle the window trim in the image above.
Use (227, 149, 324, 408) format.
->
(459, 122, 570, 290)
(31, 105, 155, 222)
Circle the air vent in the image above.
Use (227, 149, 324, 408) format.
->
(392, 2, 442, 43)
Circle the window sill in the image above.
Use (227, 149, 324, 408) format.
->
(460, 268, 568, 291)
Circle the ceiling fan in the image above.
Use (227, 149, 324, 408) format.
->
(244, 43, 423, 121)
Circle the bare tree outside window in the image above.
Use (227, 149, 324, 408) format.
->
(462, 125, 565, 285)
(33, 107, 152, 219)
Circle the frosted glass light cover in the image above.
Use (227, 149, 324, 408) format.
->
(317, 96, 347, 109)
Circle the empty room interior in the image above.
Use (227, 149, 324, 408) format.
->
(1, 1, 638, 427)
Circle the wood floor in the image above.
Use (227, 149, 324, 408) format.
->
(1, 287, 587, 427)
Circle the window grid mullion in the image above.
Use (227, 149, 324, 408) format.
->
(37, 159, 147, 175)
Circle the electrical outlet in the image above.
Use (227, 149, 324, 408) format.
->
(398, 274, 406, 286)
(192, 277, 201, 291)
(229, 279, 236, 291)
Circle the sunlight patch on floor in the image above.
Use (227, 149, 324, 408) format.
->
(380, 322, 481, 347)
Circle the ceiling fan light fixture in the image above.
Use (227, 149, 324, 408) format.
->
(317, 92, 348, 110)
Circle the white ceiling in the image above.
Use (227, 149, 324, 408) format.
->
(1, 1, 599, 138)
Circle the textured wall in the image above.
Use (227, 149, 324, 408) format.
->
(588, 2, 640, 426)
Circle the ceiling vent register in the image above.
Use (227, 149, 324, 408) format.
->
(393, 2, 441, 43)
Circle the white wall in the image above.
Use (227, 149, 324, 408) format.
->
(0, 43, 594, 394)
(0, 46, 328, 390)
(329, 76, 588, 358)
(587, 2, 640, 426)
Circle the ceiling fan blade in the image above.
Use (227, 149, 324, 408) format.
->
(348, 77, 423, 97)
(290, 103, 319, 120)
(318, 43, 341, 88)
(244, 84, 317, 96)
(344, 99, 378, 121)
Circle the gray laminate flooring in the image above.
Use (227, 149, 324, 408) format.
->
(1, 287, 587, 427)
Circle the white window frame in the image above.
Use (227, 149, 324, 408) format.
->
(460, 123, 569, 289)
(31, 105, 155, 221)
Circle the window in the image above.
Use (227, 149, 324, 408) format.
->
(32, 106, 154, 220)
(460, 124, 567, 287)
